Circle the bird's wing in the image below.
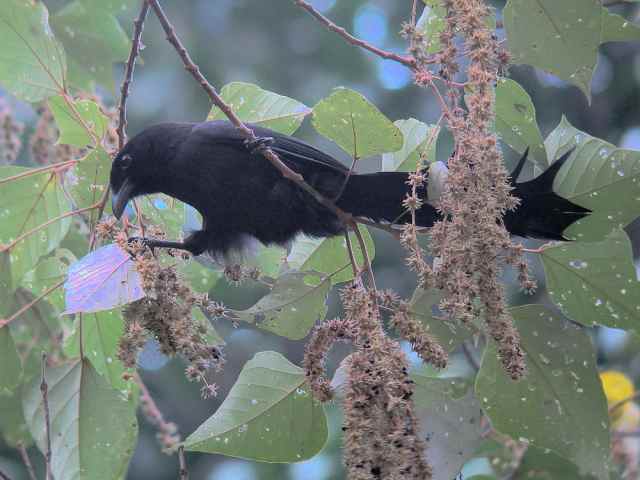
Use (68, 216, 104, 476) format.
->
(193, 120, 348, 174)
(268, 133, 349, 174)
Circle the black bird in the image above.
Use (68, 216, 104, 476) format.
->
(109, 120, 590, 257)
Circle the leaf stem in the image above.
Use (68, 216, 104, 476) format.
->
(17, 442, 37, 480)
(0, 279, 65, 329)
(0, 160, 78, 186)
(40, 352, 53, 480)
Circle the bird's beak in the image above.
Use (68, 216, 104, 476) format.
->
(111, 178, 135, 220)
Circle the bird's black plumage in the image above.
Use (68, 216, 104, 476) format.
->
(109, 120, 590, 257)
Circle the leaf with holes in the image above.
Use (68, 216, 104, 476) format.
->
(0, 327, 21, 396)
(23, 359, 138, 480)
(233, 272, 330, 340)
(63, 243, 145, 314)
(185, 351, 327, 462)
(312, 87, 403, 158)
(495, 78, 547, 169)
(541, 229, 640, 333)
(0, 0, 66, 102)
(543, 116, 640, 240)
(504, 0, 640, 100)
(208, 82, 310, 135)
(64, 309, 133, 391)
(412, 370, 483, 480)
(475, 305, 610, 480)
(382, 118, 439, 172)
(417, 0, 447, 54)
(22, 248, 75, 313)
(49, 96, 109, 147)
(0, 167, 72, 289)
(51, 0, 132, 90)
(285, 225, 375, 285)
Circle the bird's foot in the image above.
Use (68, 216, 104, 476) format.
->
(127, 236, 156, 257)
(244, 136, 274, 154)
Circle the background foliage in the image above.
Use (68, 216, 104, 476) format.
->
(0, 0, 640, 479)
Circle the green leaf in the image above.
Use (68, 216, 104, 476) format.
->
(541, 229, 640, 333)
(516, 446, 600, 480)
(138, 194, 185, 241)
(64, 310, 132, 391)
(0, 327, 22, 396)
(504, 0, 640, 100)
(381, 118, 439, 172)
(409, 288, 473, 352)
(601, 9, 640, 43)
(51, 0, 131, 91)
(23, 359, 138, 480)
(22, 248, 74, 312)
(49, 96, 108, 147)
(543, 116, 640, 240)
(192, 307, 225, 346)
(495, 78, 547, 169)
(285, 225, 375, 285)
(0, 390, 33, 447)
(70, 148, 112, 226)
(0, 167, 72, 288)
(207, 82, 311, 135)
(475, 305, 610, 480)
(178, 259, 221, 293)
(185, 351, 328, 462)
(416, 0, 447, 54)
(233, 272, 330, 340)
(411, 371, 483, 480)
(0, 0, 66, 102)
(312, 87, 403, 158)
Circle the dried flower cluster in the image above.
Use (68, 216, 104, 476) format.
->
(426, 0, 529, 380)
(112, 230, 225, 398)
(138, 376, 182, 453)
(0, 101, 24, 164)
(340, 284, 432, 480)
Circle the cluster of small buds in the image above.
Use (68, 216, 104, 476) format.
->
(390, 304, 448, 369)
(303, 318, 353, 402)
(222, 263, 260, 284)
(139, 381, 181, 454)
(0, 101, 24, 164)
(95, 217, 119, 241)
(338, 284, 433, 479)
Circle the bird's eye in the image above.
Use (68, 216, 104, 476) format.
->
(119, 154, 133, 170)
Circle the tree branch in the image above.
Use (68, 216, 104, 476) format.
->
(294, 0, 418, 68)
(117, 0, 150, 151)
(178, 446, 189, 480)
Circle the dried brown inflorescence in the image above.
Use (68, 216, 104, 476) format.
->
(0, 101, 24, 164)
(405, 0, 530, 380)
(111, 229, 225, 398)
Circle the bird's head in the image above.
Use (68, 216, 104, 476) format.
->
(110, 123, 192, 219)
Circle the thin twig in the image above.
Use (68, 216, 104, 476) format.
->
(40, 352, 53, 480)
(344, 231, 360, 278)
(294, 0, 419, 68)
(178, 446, 189, 480)
(0, 279, 65, 328)
(117, 0, 150, 151)
(0, 469, 11, 480)
(17, 443, 37, 480)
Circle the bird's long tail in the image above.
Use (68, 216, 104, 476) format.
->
(503, 149, 591, 240)
(337, 149, 590, 241)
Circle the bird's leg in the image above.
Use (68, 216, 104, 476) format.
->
(244, 136, 274, 155)
(128, 230, 209, 256)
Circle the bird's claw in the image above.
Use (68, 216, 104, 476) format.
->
(127, 236, 156, 258)
(245, 136, 274, 154)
